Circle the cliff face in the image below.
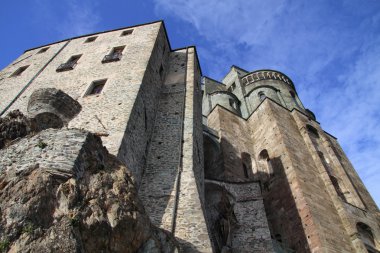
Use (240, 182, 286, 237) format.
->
(0, 89, 179, 253)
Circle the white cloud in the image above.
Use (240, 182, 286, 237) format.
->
(155, 0, 380, 206)
(32, 0, 101, 38)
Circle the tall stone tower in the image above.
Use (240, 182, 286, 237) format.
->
(0, 20, 379, 253)
(202, 66, 380, 252)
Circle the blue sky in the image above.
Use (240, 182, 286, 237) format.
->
(1, 0, 379, 206)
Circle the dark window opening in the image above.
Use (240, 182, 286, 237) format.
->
(241, 152, 252, 179)
(144, 107, 148, 131)
(10, 65, 29, 77)
(56, 55, 81, 72)
(357, 223, 377, 252)
(329, 175, 347, 202)
(258, 91, 266, 101)
(159, 65, 164, 79)
(229, 98, 235, 108)
(243, 163, 249, 178)
(231, 82, 236, 91)
(306, 124, 319, 138)
(85, 36, 97, 43)
(102, 46, 125, 63)
(87, 79, 107, 96)
(37, 47, 49, 53)
(121, 29, 133, 36)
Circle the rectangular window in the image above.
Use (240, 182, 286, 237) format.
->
(56, 54, 82, 72)
(120, 29, 133, 36)
(10, 65, 29, 77)
(102, 46, 125, 63)
(86, 79, 107, 96)
(37, 47, 49, 54)
(85, 36, 97, 43)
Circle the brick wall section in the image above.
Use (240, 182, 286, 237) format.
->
(255, 100, 354, 252)
(174, 47, 213, 252)
(116, 24, 170, 186)
(325, 134, 379, 212)
(0, 41, 68, 113)
(139, 49, 187, 231)
(291, 110, 380, 252)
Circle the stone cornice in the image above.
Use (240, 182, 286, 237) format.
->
(241, 69, 295, 90)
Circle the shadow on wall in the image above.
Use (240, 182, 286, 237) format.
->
(203, 134, 309, 252)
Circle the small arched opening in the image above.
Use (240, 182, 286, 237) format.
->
(258, 91, 266, 101)
(241, 152, 252, 179)
(258, 149, 272, 176)
(357, 222, 377, 252)
(203, 133, 223, 180)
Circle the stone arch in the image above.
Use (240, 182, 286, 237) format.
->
(258, 149, 272, 176)
(27, 88, 81, 130)
(204, 182, 237, 252)
(357, 222, 377, 252)
(203, 133, 223, 180)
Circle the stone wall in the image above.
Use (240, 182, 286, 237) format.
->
(0, 22, 163, 164)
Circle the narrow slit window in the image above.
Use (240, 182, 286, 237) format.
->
(37, 47, 49, 54)
(85, 36, 97, 43)
(229, 98, 235, 108)
(159, 65, 164, 79)
(86, 79, 107, 96)
(258, 91, 266, 101)
(121, 29, 133, 36)
(10, 65, 29, 77)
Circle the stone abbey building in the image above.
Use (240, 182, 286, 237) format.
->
(0, 21, 379, 252)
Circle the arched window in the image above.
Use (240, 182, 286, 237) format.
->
(241, 152, 252, 179)
(258, 149, 272, 175)
(258, 91, 266, 101)
(289, 90, 301, 108)
(357, 223, 377, 252)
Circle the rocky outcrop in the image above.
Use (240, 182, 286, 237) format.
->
(0, 127, 179, 253)
(0, 110, 35, 149)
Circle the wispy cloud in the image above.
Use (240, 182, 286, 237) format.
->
(32, 0, 101, 38)
(154, 0, 380, 206)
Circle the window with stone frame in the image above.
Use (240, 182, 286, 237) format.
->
(56, 55, 81, 72)
(10, 65, 29, 77)
(37, 47, 49, 53)
(84, 36, 97, 43)
(86, 79, 107, 96)
(102, 46, 125, 63)
(120, 29, 133, 36)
